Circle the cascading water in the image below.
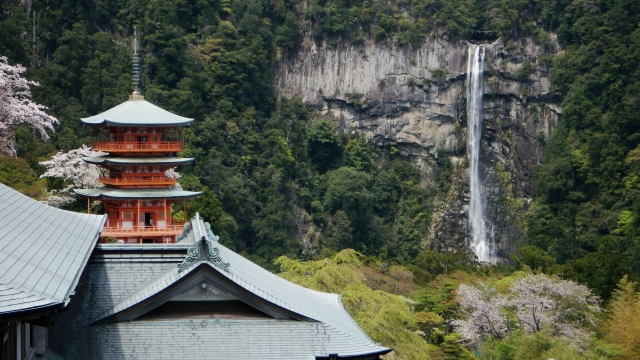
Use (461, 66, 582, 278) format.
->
(466, 44, 494, 263)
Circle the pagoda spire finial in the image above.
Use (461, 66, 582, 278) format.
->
(130, 26, 144, 100)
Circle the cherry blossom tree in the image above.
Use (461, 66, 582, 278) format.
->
(508, 274, 600, 344)
(0, 56, 58, 156)
(450, 274, 601, 348)
(39, 145, 105, 206)
(449, 284, 512, 342)
(165, 167, 183, 190)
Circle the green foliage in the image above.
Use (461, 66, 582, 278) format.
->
(307, 119, 343, 173)
(433, 148, 452, 194)
(187, 186, 223, 227)
(515, 60, 533, 80)
(0, 2, 32, 65)
(509, 246, 556, 271)
(431, 68, 447, 81)
(412, 279, 461, 320)
(0, 156, 45, 198)
(344, 135, 378, 172)
(525, 0, 640, 299)
(408, 250, 477, 284)
(479, 332, 621, 360)
(276, 250, 432, 359)
(602, 276, 640, 360)
(305, 0, 559, 46)
(345, 92, 364, 107)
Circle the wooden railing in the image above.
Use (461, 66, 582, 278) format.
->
(101, 221, 186, 238)
(92, 141, 182, 153)
(99, 175, 176, 187)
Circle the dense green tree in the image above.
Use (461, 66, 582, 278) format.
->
(324, 210, 353, 250)
(0, 2, 32, 65)
(307, 119, 343, 173)
(509, 246, 556, 271)
(187, 186, 223, 227)
(0, 156, 44, 198)
(523, 0, 640, 298)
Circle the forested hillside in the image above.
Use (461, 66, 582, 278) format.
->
(2, 0, 640, 358)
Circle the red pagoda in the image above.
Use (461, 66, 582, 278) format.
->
(74, 28, 201, 244)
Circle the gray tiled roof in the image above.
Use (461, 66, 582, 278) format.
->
(81, 99, 194, 127)
(82, 156, 194, 166)
(0, 183, 106, 316)
(73, 187, 202, 199)
(47, 214, 391, 359)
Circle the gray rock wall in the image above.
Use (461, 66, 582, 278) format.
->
(275, 36, 561, 260)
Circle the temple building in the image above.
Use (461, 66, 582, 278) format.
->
(47, 213, 392, 359)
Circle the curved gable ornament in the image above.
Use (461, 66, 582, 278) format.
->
(178, 236, 230, 273)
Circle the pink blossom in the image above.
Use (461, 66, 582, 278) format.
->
(450, 274, 601, 349)
(39, 145, 105, 206)
(0, 56, 58, 156)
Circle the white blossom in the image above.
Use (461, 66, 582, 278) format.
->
(165, 167, 183, 190)
(39, 145, 105, 206)
(450, 284, 511, 342)
(0, 56, 58, 156)
(509, 274, 600, 345)
(450, 274, 601, 349)
(164, 167, 181, 179)
(41, 194, 75, 207)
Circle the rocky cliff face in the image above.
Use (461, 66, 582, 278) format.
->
(275, 36, 561, 260)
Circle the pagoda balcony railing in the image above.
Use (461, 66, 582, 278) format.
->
(101, 221, 186, 238)
(92, 141, 182, 153)
(99, 175, 176, 187)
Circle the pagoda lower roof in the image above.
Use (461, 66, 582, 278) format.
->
(83, 156, 194, 166)
(74, 187, 202, 200)
(81, 99, 193, 127)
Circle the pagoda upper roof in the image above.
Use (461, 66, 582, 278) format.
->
(74, 187, 202, 200)
(81, 98, 194, 127)
(83, 156, 194, 166)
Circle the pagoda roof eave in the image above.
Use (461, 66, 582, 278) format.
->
(81, 99, 194, 127)
(83, 156, 194, 166)
(74, 188, 202, 200)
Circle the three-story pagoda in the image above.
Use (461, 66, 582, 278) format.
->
(74, 28, 201, 244)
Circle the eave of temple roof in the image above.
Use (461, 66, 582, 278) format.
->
(0, 183, 106, 317)
(81, 99, 193, 127)
(73, 187, 202, 200)
(82, 156, 194, 166)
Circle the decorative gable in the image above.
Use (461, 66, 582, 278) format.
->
(92, 261, 306, 324)
(172, 280, 235, 301)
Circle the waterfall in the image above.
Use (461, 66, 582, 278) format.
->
(466, 44, 493, 263)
